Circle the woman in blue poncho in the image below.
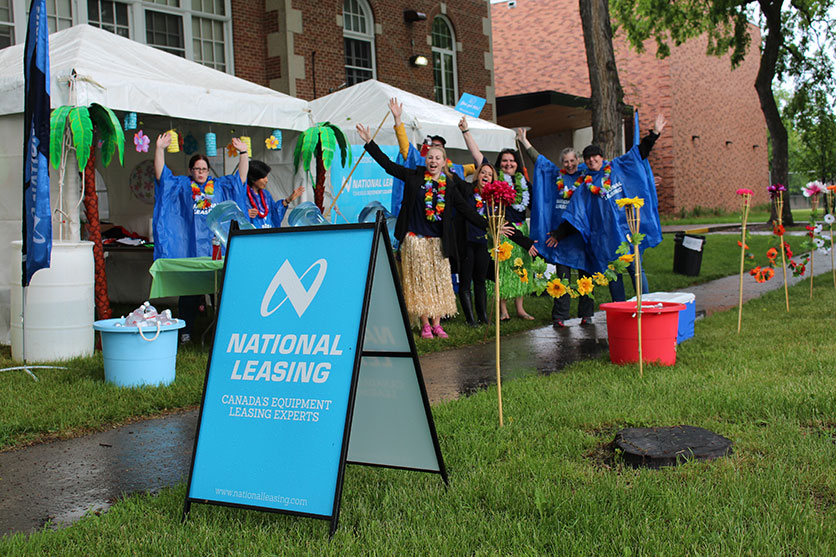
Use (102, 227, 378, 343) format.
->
(240, 160, 304, 228)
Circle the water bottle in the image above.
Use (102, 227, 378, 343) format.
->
(206, 200, 255, 247)
(211, 235, 222, 260)
(287, 201, 327, 226)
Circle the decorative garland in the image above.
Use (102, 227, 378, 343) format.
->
(582, 162, 613, 197)
(191, 179, 214, 210)
(247, 185, 269, 219)
(473, 185, 485, 216)
(556, 169, 581, 200)
(423, 172, 447, 221)
(503, 172, 530, 212)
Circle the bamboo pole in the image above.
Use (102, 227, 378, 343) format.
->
(775, 192, 789, 311)
(809, 195, 818, 299)
(828, 190, 835, 288)
(487, 202, 505, 427)
(737, 194, 751, 334)
(625, 205, 642, 377)
(326, 112, 389, 215)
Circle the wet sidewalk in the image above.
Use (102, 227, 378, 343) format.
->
(2, 252, 833, 536)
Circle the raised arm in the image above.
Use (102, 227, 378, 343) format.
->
(357, 124, 412, 182)
(154, 132, 170, 180)
(638, 113, 667, 159)
(389, 98, 411, 159)
(458, 116, 485, 166)
(516, 127, 541, 162)
(231, 137, 249, 184)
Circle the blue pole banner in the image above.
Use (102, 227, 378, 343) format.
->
(329, 144, 399, 224)
(22, 0, 52, 286)
(184, 217, 446, 535)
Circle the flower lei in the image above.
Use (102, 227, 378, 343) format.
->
(503, 172, 530, 212)
(555, 169, 580, 200)
(583, 162, 612, 197)
(423, 172, 447, 222)
(247, 185, 269, 219)
(191, 179, 214, 210)
(473, 186, 485, 216)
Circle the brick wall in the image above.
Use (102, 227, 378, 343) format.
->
(492, 0, 768, 214)
(231, 1, 494, 120)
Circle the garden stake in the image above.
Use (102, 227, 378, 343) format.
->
(775, 191, 789, 311)
(809, 194, 818, 299)
(487, 199, 506, 427)
(736, 190, 752, 333)
(828, 187, 835, 288)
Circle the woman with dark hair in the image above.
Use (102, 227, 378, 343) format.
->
(239, 160, 304, 228)
(460, 119, 536, 321)
(356, 123, 496, 339)
(455, 161, 497, 326)
(153, 132, 249, 343)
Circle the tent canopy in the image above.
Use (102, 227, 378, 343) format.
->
(0, 24, 311, 131)
(309, 79, 516, 153)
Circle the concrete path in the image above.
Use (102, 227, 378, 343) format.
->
(2, 236, 832, 537)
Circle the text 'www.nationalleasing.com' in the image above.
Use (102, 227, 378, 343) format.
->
(215, 488, 308, 507)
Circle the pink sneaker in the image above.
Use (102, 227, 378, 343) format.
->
(432, 325, 448, 339)
(420, 323, 434, 339)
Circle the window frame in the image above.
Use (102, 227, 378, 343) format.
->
(342, 0, 376, 86)
(431, 15, 458, 106)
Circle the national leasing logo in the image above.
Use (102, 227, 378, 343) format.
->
(260, 259, 327, 318)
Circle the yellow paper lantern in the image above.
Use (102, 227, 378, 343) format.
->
(166, 130, 180, 153)
(240, 136, 252, 157)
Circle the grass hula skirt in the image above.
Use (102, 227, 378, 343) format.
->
(401, 234, 458, 321)
(491, 222, 534, 300)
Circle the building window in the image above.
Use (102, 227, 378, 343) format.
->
(87, 0, 130, 38)
(145, 9, 184, 57)
(431, 16, 457, 106)
(45, 0, 73, 33)
(192, 0, 227, 71)
(0, 0, 13, 49)
(343, 0, 375, 86)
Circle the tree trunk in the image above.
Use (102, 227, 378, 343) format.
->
(759, 0, 793, 225)
(314, 145, 326, 214)
(579, 0, 625, 158)
(83, 142, 112, 320)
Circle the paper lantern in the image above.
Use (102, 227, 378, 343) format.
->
(166, 130, 180, 153)
(272, 129, 283, 150)
(205, 132, 217, 156)
(240, 136, 252, 157)
(124, 112, 137, 130)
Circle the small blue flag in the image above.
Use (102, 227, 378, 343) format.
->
(22, 0, 52, 286)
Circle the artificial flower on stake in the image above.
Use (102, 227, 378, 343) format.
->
(482, 179, 518, 427)
(768, 183, 790, 310)
(827, 186, 836, 288)
(735, 188, 754, 333)
(802, 181, 826, 298)
(616, 196, 647, 377)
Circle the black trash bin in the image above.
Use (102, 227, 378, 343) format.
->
(673, 232, 706, 276)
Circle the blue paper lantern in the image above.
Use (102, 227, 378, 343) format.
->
(124, 112, 137, 130)
(205, 132, 217, 157)
(272, 129, 282, 150)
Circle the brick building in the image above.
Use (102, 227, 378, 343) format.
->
(491, 0, 769, 214)
(0, 1, 495, 119)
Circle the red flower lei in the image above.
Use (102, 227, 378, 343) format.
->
(584, 163, 612, 197)
(473, 185, 485, 216)
(556, 169, 580, 200)
(423, 172, 447, 222)
(247, 185, 269, 219)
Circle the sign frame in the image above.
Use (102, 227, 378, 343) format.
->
(181, 214, 447, 536)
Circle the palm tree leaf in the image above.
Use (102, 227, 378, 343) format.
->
(300, 125, 321, 175)
(318, 127, 336, 171)
(68, 107, 93, 171)
(89, 104, 125, 166)
(326, 123, 352, 168)
(49, 105, 72, 169)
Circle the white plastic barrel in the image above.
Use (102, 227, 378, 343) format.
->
(10, 241, 95, 362)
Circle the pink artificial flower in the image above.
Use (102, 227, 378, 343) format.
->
(802, 181, 825, 198)
(134, 130, 150, 153)
(736, 188, 754, 196)
(482, 180, 517, 206)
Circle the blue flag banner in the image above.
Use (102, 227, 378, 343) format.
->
(455, 93, 486, 118)
(22, 0, 52, 286)
(184, 221, 446, 534)
(329, 144, 399, 224)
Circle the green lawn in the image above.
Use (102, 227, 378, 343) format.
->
(2, 279, 835, 554)
(660, 206, 810, 226)
(0, 233, 781, 451)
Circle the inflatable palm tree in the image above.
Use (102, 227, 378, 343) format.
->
(50, 103, 124, 320)
(293, 122, 351, 214)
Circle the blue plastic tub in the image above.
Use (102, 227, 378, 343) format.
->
(93, 318, 186, 387)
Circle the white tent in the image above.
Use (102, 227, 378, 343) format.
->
(309, 79, 516, 154)
(0, 25, 314, 345)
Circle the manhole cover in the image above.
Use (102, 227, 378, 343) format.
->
(614, 425, 733, 468)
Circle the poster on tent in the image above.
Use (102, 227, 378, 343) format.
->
(329, 144, 399, 224)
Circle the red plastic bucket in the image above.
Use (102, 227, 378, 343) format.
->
(600, 301, 686, 365)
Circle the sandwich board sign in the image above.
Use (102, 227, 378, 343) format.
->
(183, 216, 447, 535)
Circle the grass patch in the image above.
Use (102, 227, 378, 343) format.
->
(2, 281, 836, 553)
(661, 206, 811, 226)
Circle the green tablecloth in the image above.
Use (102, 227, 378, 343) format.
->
(148, 257, 224, 298)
